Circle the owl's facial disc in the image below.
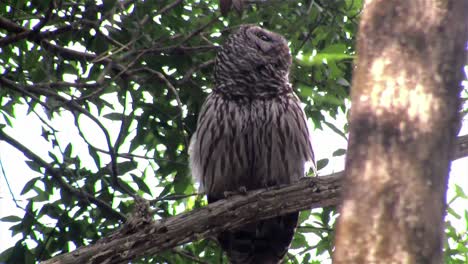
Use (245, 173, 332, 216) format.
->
(244, 26, 291, 71)
(246, 27, 278, 53)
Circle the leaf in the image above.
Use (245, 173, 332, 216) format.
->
(21, 177, 39, 195)
(32, 186, 49, 202)
(0, 245, 14, 262)
(0, 215, 22, 223)
(298, 50, 354, 66)
(131, 174, 152, 195)
(447, 207, 461, 219)
(337, 77, 350, 87)
(316, 236, 331, 255)
(174, 171, 191, 194)
(322, 44, 347, 54)
(25, 160, 41, 173)
(323, 120, 348, 141)
(88, 145, 101, 168)
(290, 233, 307, 249)
(117, 161, 137, 174)
(332, 148, 346, 157)
(317, 158, 329, 170)
(64, 144, 72, 157)
(454, 184, 467, 199)
(103, 112, 123, 121)
(298, 210, 312, 225)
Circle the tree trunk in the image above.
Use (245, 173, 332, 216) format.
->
(333, 0, 468, 263)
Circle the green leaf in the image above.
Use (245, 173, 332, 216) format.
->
(447, 207, 461, 219)
(290, 233, 307, 249)
(323, 121, 348, 141)
(21, 177, 39, 195)
(0, 215, 22, 223)
(454, 184, 467, 199)
(131, 174, 152, 195)
(32, 186, 50, 202)
(103, 112, 123, 121)
(117, 161, 137, 174)
(88, 145, 101, 168)
(64, 144, 72, 157)
(317, 159, 329, 170)
(298, 44, 355, 66)
(332, 148, 346, 157)
(298, 210, 312, 225)
(174, 171, 191, 194)
(25, 160, 41, 173)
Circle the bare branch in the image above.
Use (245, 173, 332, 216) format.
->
(177, 59, 216, 85)
(454, 134, 468, 160)
(158, 0, 184, 16)
(0, 17, 24, 33)
(171, 248, 210, 264)
(41, 173, 341, 264)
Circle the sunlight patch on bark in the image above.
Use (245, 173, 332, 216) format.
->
(363, 56, 440, 134)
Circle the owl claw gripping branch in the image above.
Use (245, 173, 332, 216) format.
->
(189, 25, 315, 264)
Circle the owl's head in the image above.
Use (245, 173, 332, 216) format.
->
(214, 25, 292, 95)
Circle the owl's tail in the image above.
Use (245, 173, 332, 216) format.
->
(217, 213, 299, 264)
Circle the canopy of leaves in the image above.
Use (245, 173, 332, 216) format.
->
(0, 0, 466, 263)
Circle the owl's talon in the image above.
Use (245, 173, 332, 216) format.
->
(223, 186, 248, 198)
(223, 191, 239, 198)
(238, 186, 247, 194)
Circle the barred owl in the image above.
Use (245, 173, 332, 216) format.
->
(189, 25, 314, 264)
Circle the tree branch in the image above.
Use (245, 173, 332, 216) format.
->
(40, 134, 468, 264)
(41, 173, 340, 264)
(158, 0, 184, 16)
(453, 133, 468, 160)
(0, 75, 137, 196)
(0, 129, 126, 221)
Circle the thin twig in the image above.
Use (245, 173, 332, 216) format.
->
(0, 76, 51, 110)
(171, 248, 209, 264)
(177, 59, 216, 85)
(141, 67, 189, 149)
(0, 157, 21, 209)
(158, 0, 184, 16)
(150, 193, 201, 205)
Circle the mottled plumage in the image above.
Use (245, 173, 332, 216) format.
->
(189, 25, 314, 264)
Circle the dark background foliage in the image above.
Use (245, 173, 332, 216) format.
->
(0, 0, 466, 263)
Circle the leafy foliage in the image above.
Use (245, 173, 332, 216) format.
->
(0, 0, 466, 263)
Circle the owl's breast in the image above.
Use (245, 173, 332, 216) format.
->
(190, 93, 312, 199)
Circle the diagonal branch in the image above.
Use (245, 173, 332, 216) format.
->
(453, 133, 468, 160)
(0, 129, 126, 221)
(41, 173, 341, 264)
(0, 75, 136, 197)
(40, 134, 468, 264)
(158, 0, 184, 16)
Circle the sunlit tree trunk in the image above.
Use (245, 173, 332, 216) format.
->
(333, 0, 468, 263)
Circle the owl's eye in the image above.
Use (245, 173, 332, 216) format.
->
(256, 32, 271, 42)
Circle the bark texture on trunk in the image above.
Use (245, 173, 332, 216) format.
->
(333, 0, 468, 263)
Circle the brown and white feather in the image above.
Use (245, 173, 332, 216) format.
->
(189, 25, 314, 264)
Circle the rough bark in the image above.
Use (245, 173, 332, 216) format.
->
(38, 134, 468, 264)
(333, 0, 468, 263)
(41, 173, 341, 264)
